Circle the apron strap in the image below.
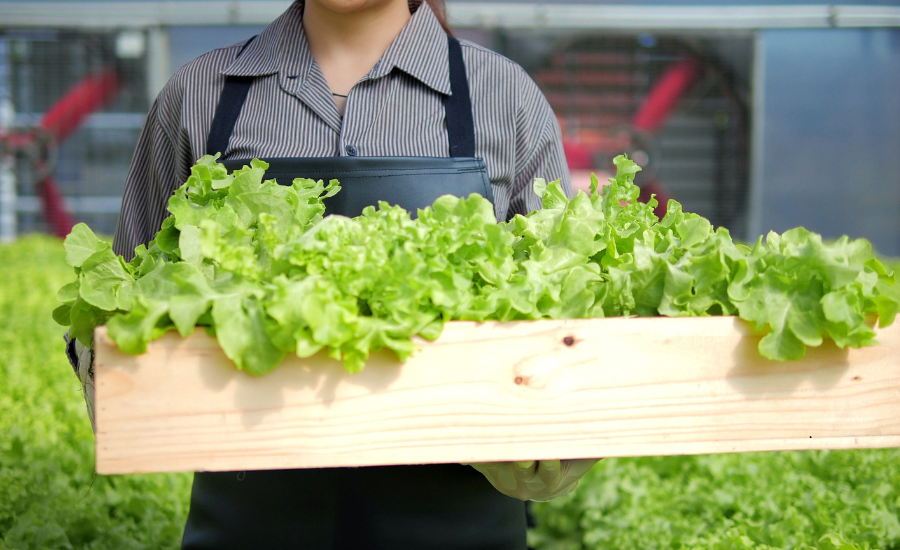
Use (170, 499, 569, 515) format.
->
(444, 36, 476, 158)
(206, 36, 257, 158)
(206, 35, 476, 158)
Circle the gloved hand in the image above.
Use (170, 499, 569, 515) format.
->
(465, 458, 601, 502)
(64, 333, 96, 433)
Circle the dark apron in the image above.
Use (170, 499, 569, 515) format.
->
(181, 36, 526, 550)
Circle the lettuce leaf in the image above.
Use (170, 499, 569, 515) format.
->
(55, 154, 898, 372)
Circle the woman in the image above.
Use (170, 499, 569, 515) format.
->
(73, 0, 598, 546)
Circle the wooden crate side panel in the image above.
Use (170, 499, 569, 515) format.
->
(94, 318, 900, 474)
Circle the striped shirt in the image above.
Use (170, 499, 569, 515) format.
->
(112, 0, 572, 259)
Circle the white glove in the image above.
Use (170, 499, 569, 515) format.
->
(466, 458, 600, 502)
(64, 333, 96, 433)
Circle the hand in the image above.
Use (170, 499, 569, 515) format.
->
(64, 333, 96, 433)
(465, 458, 601, 502)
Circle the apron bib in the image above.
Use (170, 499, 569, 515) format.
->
(180, 36, 526, 550)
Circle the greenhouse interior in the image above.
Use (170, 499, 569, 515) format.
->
(2, 0, 900, 548)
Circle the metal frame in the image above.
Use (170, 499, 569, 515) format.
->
(2, 2, 900, 29)
(10, 110, 143, 216)
(11, 113, 146, 130)
(3, 2, 898, 228)
(451, 4, 900, 30)
(0, 37, 16, 241)
(146, 26, 170, 102)
(15, 195, 122, 214)
(747, 30, 767, 241)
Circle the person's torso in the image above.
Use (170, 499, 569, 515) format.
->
(180, 26, 528, 550)
(162, 25, 542, 221)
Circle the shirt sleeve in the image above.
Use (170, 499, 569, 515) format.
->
(507, 67, 573, 219)
(112, 90, 193, 261)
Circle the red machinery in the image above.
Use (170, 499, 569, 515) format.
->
(631, 58, 700, 217)
(1, 69, 121, 237)
(3, 50, 700, 236)
(560, 55, 702, 218)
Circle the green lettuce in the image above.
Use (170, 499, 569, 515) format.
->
(55, 154, 897, 373)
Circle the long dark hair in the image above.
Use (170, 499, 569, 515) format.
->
(411, 0, 452, 35)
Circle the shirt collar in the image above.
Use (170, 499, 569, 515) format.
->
(368, 3, 451, 95)
(221, 1, 296, 77)
(221, 0, 451, 96)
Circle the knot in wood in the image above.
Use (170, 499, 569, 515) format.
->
(563, 336, 575, 347)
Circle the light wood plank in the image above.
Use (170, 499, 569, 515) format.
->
(94, 317, 900, 474)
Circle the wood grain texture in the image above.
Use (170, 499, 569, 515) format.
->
(94, 318, 900, 474)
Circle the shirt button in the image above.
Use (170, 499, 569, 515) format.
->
(345, 144, 358, 156)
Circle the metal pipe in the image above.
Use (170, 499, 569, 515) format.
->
(3, 2, 900, 30)
(0, 38, 17, 243)
(746, 31, 767, 242)
(146, 26, 170, 101)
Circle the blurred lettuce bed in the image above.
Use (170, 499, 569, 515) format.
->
(0, 236, 191, 550)
(531, 258, 900, 550)
(529, 451, 900, 550)
(1, 236, 898, 549)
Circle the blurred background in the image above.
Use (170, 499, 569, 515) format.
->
(1, 4, 899, 548)
(0, 0, 898, 254)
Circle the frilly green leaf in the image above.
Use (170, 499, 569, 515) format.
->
(55, 153, 898, 370)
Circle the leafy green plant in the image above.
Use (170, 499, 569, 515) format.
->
(54, 155, 897, 374)
(529, 450, 900, 550)
(0, 236, 191, 550)
(4, 237, 900, 549)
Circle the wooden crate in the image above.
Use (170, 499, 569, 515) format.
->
(94, 317, 900, 474)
